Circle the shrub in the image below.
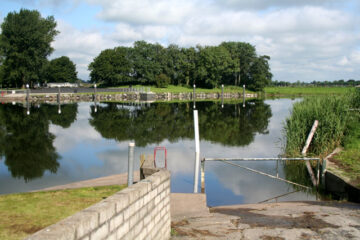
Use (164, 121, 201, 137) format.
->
(155, 74, 170, 88)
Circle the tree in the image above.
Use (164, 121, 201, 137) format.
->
(44, 56, 77, 83)
(195, 45, 234, 88)
(0, 9, 58, 88)
(131, 41, 163, 84)
(88, 47, 133, 86)
(247, 55, 272, 91)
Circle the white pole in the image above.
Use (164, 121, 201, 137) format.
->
(128, 142, 135, 186)
(193, 110, 200, 193)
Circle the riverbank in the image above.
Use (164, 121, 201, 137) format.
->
(0, 91, 257, 102)
(264, 86, 351, 96)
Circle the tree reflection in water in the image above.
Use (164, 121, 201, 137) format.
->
(0, 103, 78, 182)
(89, 100, 272, 147)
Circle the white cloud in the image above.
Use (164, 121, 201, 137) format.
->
(92, 0, 197, 25)
(51, 20, 117, 79)
(15, 0, 357, 82)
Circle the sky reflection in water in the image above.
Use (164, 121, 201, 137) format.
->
(0, 99, 316, 205)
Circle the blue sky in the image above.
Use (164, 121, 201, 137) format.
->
(1, 0, 359, 82)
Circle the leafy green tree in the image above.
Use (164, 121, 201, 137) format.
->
(0, 9, 58, 88)
(195, 45, 234, 88)
(88, 47, 133, 86)
(44, 56, 77, 83)
(247, 55, 272, 91)
(131, 41, 163, 84)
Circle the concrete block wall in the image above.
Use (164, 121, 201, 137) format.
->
(26, 169, 171, 240)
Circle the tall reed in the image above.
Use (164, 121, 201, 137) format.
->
(284, 96, 351, 157)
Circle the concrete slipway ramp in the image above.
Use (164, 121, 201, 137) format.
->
(170, 194, 360, 240)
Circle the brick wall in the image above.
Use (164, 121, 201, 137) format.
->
(26, 169, 171, 240)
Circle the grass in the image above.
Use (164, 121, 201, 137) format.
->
(265, 86, 351, 95)
(332, 115, 360, 187)
(0, 185, 125, 240)
(102, 84, 254, 94)
(284, 88, 360, 187)
(284, 96, 351, 157)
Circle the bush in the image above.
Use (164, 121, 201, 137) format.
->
(155, 74, 170, 88)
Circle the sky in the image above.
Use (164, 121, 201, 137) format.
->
(0, 0, 359, 82)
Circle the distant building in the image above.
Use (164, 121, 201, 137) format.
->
(356, 85, 360, 88)
(46, 82, 79, 88)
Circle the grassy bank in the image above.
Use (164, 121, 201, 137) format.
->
(331, 116, 360, 187)
(284, 88, 360, 185)
(265, 86, 350, 95)
(102, 84, 254, 94)
(0, 185, 125, 240)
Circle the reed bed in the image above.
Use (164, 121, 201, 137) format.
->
(284, 93, 356, 157)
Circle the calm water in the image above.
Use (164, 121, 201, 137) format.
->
(0, 99, 317, 205)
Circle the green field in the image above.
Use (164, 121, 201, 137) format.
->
(264, 86, 351, 95)
(0, 185, 125, 240)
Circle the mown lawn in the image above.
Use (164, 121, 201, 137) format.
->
(0, 185, 125, 240)
(264, 86, 351, 95)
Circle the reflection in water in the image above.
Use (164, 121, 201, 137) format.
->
(0, 100, 319, 205)
(0, 103, 78, 181)
(89, 100, 272, 147)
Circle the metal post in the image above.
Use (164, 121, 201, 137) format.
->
(221, 84, 224, 108)
(201, 160, 205, 193)
(193, 84, 196, 109)
(243, 84, 245, 108)
(58, 102, 61, 114)
(57, 86, 61, 103)
(128, 142, 135, 186)
(276, 160, 279, 178)
(193, 110, 200, 193)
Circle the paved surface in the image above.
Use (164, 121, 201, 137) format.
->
(171, 199, 360, 239)
(35, 171, 140, 191)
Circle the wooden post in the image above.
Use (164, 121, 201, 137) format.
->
(302, 120, 319, 186)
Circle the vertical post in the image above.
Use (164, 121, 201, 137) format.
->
(201, 160, 205, 193)
(26, 84, 30, 102)
(193, 110, 200, 193)
(128, 142, 135, 186)
(94, 83, 97, 100)
(58, 102, 61, 114)
(26, 84, 30, 115)
(221, 84, 224, 108)
(193, 84, 196, 109)
(57, 86, 61, 103)
(243, 84, 245, 108)
(276, 160, 279, 178)
(302, 120, 319, 187)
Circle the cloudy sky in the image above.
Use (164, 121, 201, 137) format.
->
(1, 0, 359, 82)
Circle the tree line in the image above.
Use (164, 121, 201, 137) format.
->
(270, 79, 360, 87)
(0, 9, 78, 88)
(89, 41, 273, 91)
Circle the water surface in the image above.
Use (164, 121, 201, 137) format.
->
(0, 99, 316, 205)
